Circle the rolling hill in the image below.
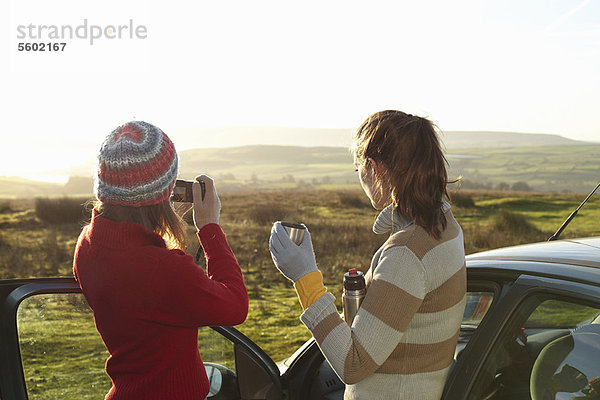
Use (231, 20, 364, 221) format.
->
(168, 126, 591, 150)
(1, 131, 597, 198)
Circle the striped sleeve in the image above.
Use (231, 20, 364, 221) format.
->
(300, 246, 426, 384)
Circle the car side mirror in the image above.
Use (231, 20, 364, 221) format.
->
(205, 363, 239, 399)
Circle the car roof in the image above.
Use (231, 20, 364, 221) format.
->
(466, 236, 600, 269)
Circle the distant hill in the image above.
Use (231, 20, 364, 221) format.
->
(169, 127, 355, 149)
(440, 131, 588, 149)
(0, 177, 65, 199)
(47, 129, 592, 180)
(178, 145, 351, 171)
(168, 126, 591, 150)
(178, 143, 600, 193)
(177, 145, 354, 188)
(1, 131, 597, 198)
(447, 145, 600, 193)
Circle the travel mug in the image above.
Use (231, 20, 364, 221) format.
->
(281, 222, 306, 245)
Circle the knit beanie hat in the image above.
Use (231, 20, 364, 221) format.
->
(95, 121, 178, 207)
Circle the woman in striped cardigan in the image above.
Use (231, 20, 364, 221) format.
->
(269, 110, 466, 400)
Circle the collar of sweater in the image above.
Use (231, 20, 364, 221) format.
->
(85, 209, 167, 249)
(372, 200, 452, 235)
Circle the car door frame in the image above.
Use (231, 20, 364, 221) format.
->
(279, 269, 508, 400)
(443, 266, 600, 400)
(0, 277, 283, 400)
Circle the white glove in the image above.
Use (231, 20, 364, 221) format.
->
(193, 174, 221, 230)
(269, 221, 318, 282)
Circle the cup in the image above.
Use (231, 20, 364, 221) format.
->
(281, 222, 306, 245)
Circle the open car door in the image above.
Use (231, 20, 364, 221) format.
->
(0, 278, 284, 400)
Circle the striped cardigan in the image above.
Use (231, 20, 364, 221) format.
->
(300, 203, 466, 400)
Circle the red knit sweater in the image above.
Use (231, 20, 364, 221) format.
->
(73, 211, 248, 400)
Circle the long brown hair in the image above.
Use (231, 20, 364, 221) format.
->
(93, 200, 187, 250)
(353, 110, 450, 239)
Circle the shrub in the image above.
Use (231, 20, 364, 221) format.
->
(35, 197, 90, 224)
(496, 182, 510, 191)
(464, 211, 544, 254)
(450, 192, 476, 208)
(0, 201, 12, 214)
(247, 203, 287, 225)
(338, 193, 370, 209)
(512, 181, 533, 192)
(491, 211, 540, 237)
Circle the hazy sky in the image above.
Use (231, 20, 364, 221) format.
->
(2, 0, 599, 181)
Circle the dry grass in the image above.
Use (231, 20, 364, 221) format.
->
(0, 229, 71, 278)
(3, 188, 599, 281)
(1, 188, 599, 360)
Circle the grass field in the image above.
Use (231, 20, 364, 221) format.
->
(1, 188, 599, 398)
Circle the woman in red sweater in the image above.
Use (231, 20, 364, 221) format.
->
(73, 121, 248, 400)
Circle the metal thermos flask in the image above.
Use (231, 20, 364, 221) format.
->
(343, 269, 366, 326)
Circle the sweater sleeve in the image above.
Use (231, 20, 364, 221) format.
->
(299, 246, 426, 384)
(150, 224, 248, 328)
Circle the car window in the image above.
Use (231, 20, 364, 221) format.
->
(17, 293, 238, 400)
(526, 299, 600, 329)
(17, 293, 110, 400)
(198, 327, 236, 370)
(468, 295, 600, 400)
(455, 291, 495, 361)
(462, 291, 494, 327)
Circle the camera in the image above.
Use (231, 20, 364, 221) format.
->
(170, 179, 205, 203)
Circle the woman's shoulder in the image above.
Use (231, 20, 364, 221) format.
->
(124, 246, 205, 287)
(141, 244, 194, 263)
(381, 224, 418, 254)
(120, 244, 195, 275)
(382, 215, 462, 260)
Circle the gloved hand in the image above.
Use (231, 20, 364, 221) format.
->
(269, 221, 318, 282)
(192, 174, 221, 230)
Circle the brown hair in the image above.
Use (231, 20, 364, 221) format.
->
(353, 110, 450, 239)
(93, 200, 187, 250)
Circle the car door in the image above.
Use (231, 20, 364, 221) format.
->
(0, 278, 284, 400)
(444, 269, 600, 400)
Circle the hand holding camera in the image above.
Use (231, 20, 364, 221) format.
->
(172, 175, 221, 230)
(192, 175, 221, 230)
